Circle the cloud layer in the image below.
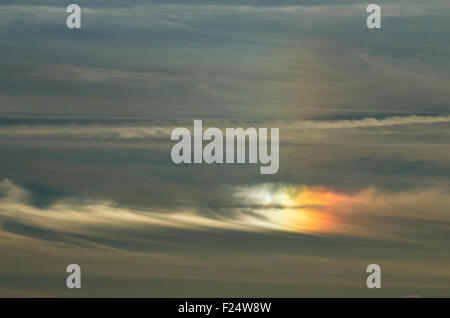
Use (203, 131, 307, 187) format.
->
(0, 0, 449, 297)
(1, 179, 449, 297)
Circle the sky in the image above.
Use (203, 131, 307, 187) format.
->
(0, 0, 449, 297)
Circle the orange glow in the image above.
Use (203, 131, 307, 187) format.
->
(294, 186, 345, 207)
(283, 186, 345, 233)
(241, 185, 346, 234)
(281, 206, 338, 234)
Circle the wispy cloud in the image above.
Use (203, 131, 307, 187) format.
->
(1, 178, 450, 297)
(0, 115, 448, 139)
(291, 115, 450, 130)
(2, 179, 449, 243)
(0, 0, 449, 297)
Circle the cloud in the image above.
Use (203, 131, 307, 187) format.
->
(0, 115, 448, 140)
(0, 0, 449, 297)
(2, 220, 66, 243)
(290, 115, 450, 130)
(0, 179, 281, 239)
(0, 123, 173, 139)
(1, 1, 449, 118)
(1, 179, 449, 244)
(1, 178, 450, 297)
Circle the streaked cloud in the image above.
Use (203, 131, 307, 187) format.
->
(0, 0, 449, 297)
(1, 179, 449, 297)
(2, 179, 449, 242)
(0, 115, 448, 139)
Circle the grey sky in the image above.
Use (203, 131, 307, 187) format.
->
(0, 0, 449, 297)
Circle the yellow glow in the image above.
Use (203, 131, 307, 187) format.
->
(240, 185, 344, 234)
